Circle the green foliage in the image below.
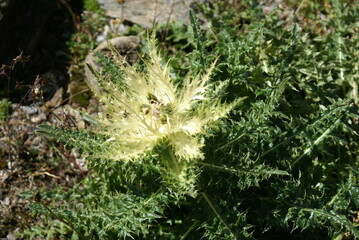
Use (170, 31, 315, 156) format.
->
(0, 98, 11, 121)
(23, 0, 359, 239)
(67, 11, 105, 66)
(189, 9, 206, 68)
(67, 8, 106, 106)
(36, 124, 106, 155)
(83, 0, 102, 13)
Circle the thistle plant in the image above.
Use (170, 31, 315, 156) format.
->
(86, 34, 239, 192)
(22, 1, 359, 239)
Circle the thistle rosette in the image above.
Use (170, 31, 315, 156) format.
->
(87, 36, 238, 164)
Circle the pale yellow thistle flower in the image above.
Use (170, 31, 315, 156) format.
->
(87, 35, 239, 163)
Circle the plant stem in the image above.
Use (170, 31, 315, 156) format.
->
(200, 191, 238, 240)
(180, 220, 198, 240)
(40, 201, 89, 239)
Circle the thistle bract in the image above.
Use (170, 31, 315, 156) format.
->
(87, 35, 237, 163)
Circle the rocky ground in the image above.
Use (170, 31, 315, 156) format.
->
(0, 89, 91, 239)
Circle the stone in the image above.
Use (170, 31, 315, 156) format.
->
(96, 0, 206, 28)
(20, 106, 39, 116)
(7, 232, 17, 240)
(42, 87, 64, 111)
(30, 113, 47, 124)
(84, 35, 141, 94)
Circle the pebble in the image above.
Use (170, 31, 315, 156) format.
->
(20, 106, 39, 116)
(3, 196, 10, 205)
(7, 232, 17, 240)
(0, 170, 9, 182)
(30, 113, 47, 123)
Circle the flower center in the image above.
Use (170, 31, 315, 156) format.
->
(140, 93, 173, 124)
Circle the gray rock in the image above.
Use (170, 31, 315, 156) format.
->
(96, 0, 205, 28)
(85, 35, 141, 94)
(30, 113, 47, 124)
(7, 232, 17, 240)
(20, 106, 39, 116)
